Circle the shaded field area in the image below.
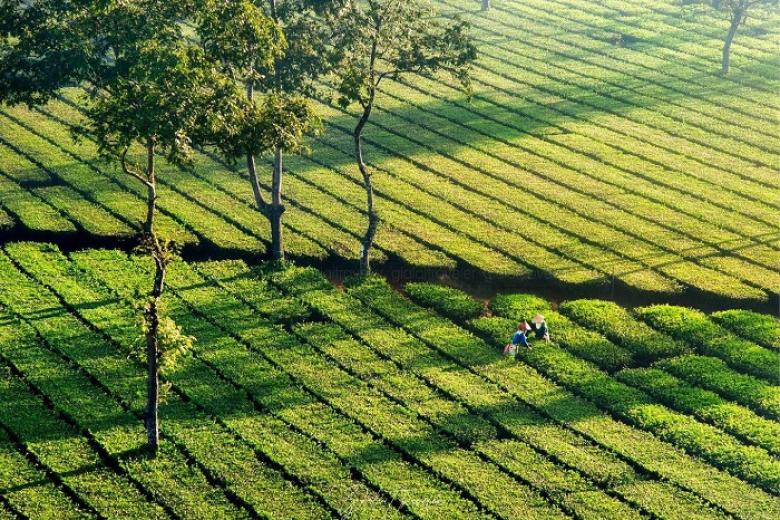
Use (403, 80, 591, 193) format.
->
(0, 0, 778, 306)
(1, 241, 780, 519)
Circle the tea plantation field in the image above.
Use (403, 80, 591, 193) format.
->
(0, 0, 778, 305)
(0, 241, 779, 518)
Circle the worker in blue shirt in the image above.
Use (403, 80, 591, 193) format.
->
(504, 321, 531, 358)
(512, 324, 530, 349)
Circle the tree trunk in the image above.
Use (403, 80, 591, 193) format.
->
(722, 11, 743, 75)
(481, 0, 490, 11)
(244, 81, 277, 258)
(270, 147, 285, 261)
(143, 137, 156, 235)
(354, 105, 376, 276)
(145, 243, 166, 454)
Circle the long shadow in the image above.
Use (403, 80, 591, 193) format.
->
(463, 17, 780, 160)
(449, 32, 780, 179)
(389, 60, 780, 211)
(3, 227, 777, 315)
(1, 95, 777, 309)
(358, 87, 780, 272)
(311, 114, 776, 303)
(49, 91, 457, 271)
(176, 273, 622, 517)
(488, 0, 780, 97)
(582, 0, 780, 73)
(36, 100, 380, 266)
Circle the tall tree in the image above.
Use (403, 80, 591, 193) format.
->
(0, 0, 240, 453)
(685, 0, 779, 74)
(331, 0, 476, 274)
(197, 0, 332, 261)
(86, 39, 241, 451)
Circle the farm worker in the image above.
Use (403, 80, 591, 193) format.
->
(504, 321, 530, 357)
(529, 314, 550, 341)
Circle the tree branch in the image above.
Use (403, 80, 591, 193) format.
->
(121, 146, 154, 189)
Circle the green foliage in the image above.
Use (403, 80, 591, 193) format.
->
(0, 0, 195, 105)
(331, 0, 477, 110)
(491, 293, 552, 321)
(656, 354, 780, 420)
(138, 313, 195, 374)
(344, 276, 774, 518)
(195, 0, 323, 162)
(711, 309, 780, 350)
(635, 305, 780, 382)
(194, 0, 284, 83)
(471, 317, 780, 494)
(404, 282, 483, 322)
(84, 40, 242, 171)
(490, 294, 632, 372)
(616, 367, 780, 456)
(559, 299, 690, 364)
(2, 242, 779, 519)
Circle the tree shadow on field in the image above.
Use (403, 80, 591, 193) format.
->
(0, 45, 777, 312)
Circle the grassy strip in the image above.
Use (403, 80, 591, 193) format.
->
(205, 263, 643, 519)
(436, 0, 780, 202)
(0, 168, 76, 233)
(46, 94, 329, 262)
(395, 70, 780, 258)
(272, 267, 734, 520)
(616, 367, 780, 456)
(321, 105, 725, 297)
(505, 0, 778, 101)
(368, 76, 780, 291)
(13, 242, 415, 520)
(491, 294, 552, 319)
(655, 355, 780, 421)
(0, 354, 166, 519)
(318, 99, 774, 299)
(372, 59, 780, 279)
(0, 376, 157, 520)
(413, 4, 780, 198)
(473, 0, 780, 133)
(340, 274, 777, 518)
(74, 250, 490, 520)
(301, 142, 533, 277)
(60, 252, 415, 520)
(313, 131, 600, 283)
(293, 321, 640, 520)
(0, 112, 193, 245)
(711, 310, 780, 351)
(404, 283, 484, 322)
(462, 13, 779, 178)
(0, 425, 91, 520)
(0, 245, 331, 520)
(33, 186, 131, 237)
(559, 299, 689, 364)
(492, 296, 633, 372)
(470, 316, 780, 494)
(635, 305, 780, 383)
(160, 263, 566, 520)
(385, 34, 780, 215)
(554, 0, 780, 85)
(53, 88, 454, 271)
(6, 105, 264, 253)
